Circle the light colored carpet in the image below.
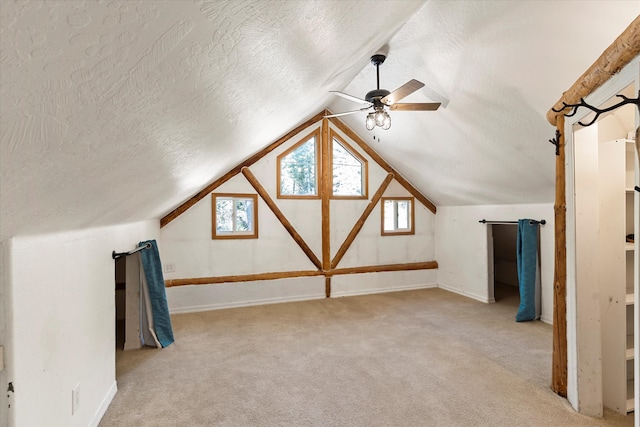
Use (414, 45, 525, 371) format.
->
(99, 287, 633, 426)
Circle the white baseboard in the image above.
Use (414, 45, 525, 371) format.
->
(169, 293, 326, 314)
(540, 315, 553, 325)
(170, 284, 439, 314)
(90, 380, 117, 427)
(437, 283, 493, 303)
(331, 283, 437, 298)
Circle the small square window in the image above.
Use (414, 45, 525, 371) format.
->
(212, 193, 258, 239)
(381, 197, 414, 235)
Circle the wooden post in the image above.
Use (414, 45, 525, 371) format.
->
(321, 118, 331, 272)
(552, 115, 568, 397)
(325, 277, 331, 298)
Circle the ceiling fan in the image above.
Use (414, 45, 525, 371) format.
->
(326, 54, 441, 130)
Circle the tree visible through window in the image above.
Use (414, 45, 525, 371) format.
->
(278, 133, 318, 198)
(332, 135, 367, 198)
(212, 193, 258, 239)
(381, 197, 414, 235)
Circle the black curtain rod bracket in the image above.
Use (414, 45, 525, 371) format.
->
(479, 219, 546, 225)
(112, 242, 152, 260)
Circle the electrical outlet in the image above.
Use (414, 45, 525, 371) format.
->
(72, 383, 80, 415)
(164, 263, 175, 273)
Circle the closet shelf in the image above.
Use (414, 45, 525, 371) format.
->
(626, 347, 634, 360)
(625, 242, 635, 251)
(626, 293, 634, 305)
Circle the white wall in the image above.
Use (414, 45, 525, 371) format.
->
(162, 119, 438, 312)
(5, 220, 159, 427)
(435, 203, 554, 323)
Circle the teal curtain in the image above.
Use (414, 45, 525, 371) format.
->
(515, 220, 540, 322)
(139, 240, 174, 347)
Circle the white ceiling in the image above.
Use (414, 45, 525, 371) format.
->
(1, 0, 638, 241)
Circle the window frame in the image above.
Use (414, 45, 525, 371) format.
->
(276, 129, 321, 199)
(330, 131, 368, 200)
(381, 197, 415, 236)
(211, 193, 259, 239)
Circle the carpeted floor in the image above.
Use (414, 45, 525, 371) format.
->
(99, 287, 634, 426)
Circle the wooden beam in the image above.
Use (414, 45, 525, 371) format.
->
(328, 116, 437, 214)
(165, 270, 323, 287)
(547, 15, 640, 126)
(242, 167, 323, 270)
(321, 117, 331, 270)
(325, 277, 331, 298)
(327, 261, 438, 276)
(164, 261, 437, 287)
(331, 173, 394, 269)
(551, 115, 568, 397)
(160, 110, 326, 228)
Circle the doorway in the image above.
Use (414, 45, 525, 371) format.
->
(113, 253, 143, 352)
(489, 224, 520, 306)
(115, 256, 126, 349)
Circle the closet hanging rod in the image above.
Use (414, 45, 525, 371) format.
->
(112, 242, 151, 260)
(479, 219, 546, 225)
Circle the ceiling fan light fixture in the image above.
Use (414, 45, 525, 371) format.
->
(366, 108, 390, 130)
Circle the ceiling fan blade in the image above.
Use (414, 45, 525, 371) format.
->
(381, 79, 425, 105)
(388, 102, 441, 111)
(330, 91, 371, 105)
(324, 107, 370, 118)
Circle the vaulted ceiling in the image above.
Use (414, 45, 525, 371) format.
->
(1, 1, 638, 241)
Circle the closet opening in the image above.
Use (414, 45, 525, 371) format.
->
(488, 224, 520, 306)
(115, 256, 126, 350)
(113, 253, 143, 352)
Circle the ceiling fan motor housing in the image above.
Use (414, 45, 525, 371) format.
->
(365, 89, 390, 107)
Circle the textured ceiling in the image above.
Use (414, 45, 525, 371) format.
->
(0, 0, 638, 241)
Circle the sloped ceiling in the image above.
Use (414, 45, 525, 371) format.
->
(0, 1, 638, 241)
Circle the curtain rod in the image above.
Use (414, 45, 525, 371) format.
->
(479, 219, 546, 225)
(112, 242, 152, 260)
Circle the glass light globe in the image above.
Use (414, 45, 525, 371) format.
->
(382, 113, 391, 130)
(365, 113, 375, 130)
